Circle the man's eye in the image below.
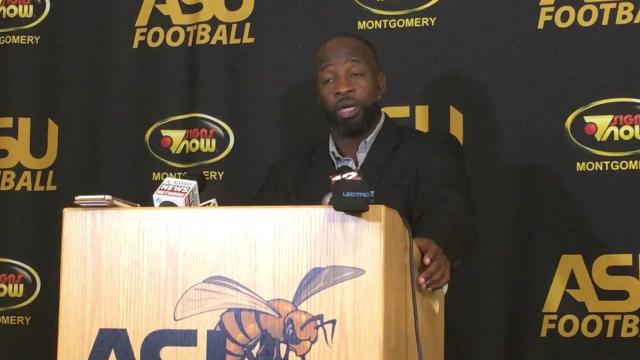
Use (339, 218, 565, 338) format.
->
(351, 73, 363, 78)
(323, 78, 335, 85)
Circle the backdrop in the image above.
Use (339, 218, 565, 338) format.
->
(2, 1, 640, 359)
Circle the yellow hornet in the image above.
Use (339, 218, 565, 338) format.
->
(174, 265, 365, 360)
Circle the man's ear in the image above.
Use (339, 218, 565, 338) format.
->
(377, 72, 387, 99)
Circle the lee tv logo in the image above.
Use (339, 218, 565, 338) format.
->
(133, 0, 255, 48)
(541, 254, 640, 338)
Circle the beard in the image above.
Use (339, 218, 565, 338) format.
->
(324, 101, 381, 138)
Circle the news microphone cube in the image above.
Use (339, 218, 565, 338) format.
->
(153, 178, 200, 207)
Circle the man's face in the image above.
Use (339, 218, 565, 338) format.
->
(316, 37, 386, 137)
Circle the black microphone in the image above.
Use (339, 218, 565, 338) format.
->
(329, 166, 374, 213)
(322, 166, 355, 205)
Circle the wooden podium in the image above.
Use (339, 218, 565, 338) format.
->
(58, 206, 444, 359)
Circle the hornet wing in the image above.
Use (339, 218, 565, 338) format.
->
(174, 275, 279, 321)
(292, 265, 365, 307)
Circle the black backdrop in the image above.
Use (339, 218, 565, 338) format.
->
(2, 1, 640, 359)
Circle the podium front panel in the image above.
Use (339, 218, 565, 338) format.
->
(58, 206, 443, 359)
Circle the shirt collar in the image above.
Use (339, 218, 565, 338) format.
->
(329, 112, 386, 169)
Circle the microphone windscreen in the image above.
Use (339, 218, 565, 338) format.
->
(329, 166, 372, 213)
(332, 178, 372, 213)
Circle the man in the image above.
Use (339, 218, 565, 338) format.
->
(257, 32, 474, 290)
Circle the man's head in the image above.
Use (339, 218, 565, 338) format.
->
(315, 33, 386, 138)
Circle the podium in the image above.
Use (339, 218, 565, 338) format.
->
(58, 206, 443, 359)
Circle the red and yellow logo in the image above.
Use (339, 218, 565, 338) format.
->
(0, 0, 49, 33)
(565, 98, 640, 157)
(145, 113, 234, 168)
(0, 258, 41, 312)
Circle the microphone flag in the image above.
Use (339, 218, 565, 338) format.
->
(153, 178, 200, 207)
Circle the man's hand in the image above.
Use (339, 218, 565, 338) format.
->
(415, 237, 450, 291)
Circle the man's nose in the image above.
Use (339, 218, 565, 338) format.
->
(334, 76, 354, 96)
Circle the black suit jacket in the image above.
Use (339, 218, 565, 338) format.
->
(256, 119, 474, 263)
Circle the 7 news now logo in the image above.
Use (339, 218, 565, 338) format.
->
(565, 98, 640, 157)
(0, 0, 49, 33)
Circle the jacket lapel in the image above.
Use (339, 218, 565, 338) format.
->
(360, 119, 400, 189)
(306, 141, 333, 203)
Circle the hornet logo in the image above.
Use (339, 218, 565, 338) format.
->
(174, 265, 365, 360)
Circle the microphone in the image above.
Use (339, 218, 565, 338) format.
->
(332, 166, 361, 182)
(153, 177, 200, 207)
(322, 166, 355, 205)
(329, 166, 374, 213)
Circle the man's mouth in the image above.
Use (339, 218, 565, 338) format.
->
(335, 99, 360, 119)
(337, 106, 359, 119)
